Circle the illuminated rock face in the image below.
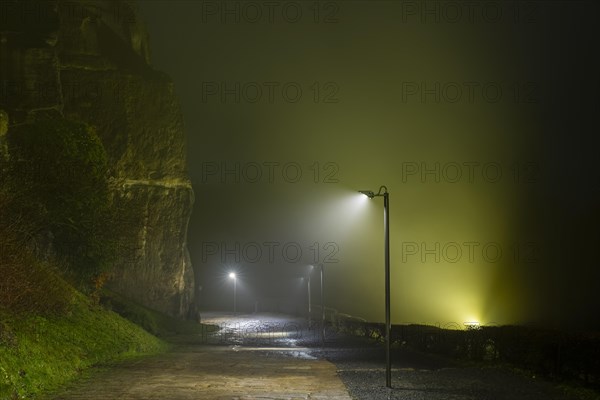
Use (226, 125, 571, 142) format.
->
(0, 0, 194, 317)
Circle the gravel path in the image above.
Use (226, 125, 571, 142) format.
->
(49, 313, 592, 400)
(50, 346, 351, 399)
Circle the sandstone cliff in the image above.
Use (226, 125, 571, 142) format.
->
(0, 0, 194, 317)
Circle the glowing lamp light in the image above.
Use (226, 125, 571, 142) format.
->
(464, 321, 481, 330)
(229, 272, 236, 279)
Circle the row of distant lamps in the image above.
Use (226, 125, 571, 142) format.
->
(227, 186, 479, 389)
(226, 187, 391, 386)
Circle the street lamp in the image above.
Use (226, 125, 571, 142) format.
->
(307, 264, 325, 343)
(359, 185, 392, 388)
(229, 272, 237, 314)
(307, 265, 313, 323)
(319, 264, 325, 344)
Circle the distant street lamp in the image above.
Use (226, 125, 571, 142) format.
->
(359, 186, 392, 388)
(307, 265, 313, 322)
(229, 272, 237, 314)
(319, 264, 325, 344)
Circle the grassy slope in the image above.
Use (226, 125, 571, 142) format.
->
(0, 292, 168, 400)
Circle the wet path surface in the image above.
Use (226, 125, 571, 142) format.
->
(50, 345, 351, 399)
(50, 313, 586, 400)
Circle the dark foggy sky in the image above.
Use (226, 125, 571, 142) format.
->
(138, 1, 600, 329)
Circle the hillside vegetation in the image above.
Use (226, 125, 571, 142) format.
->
(0, 114, 186, 399)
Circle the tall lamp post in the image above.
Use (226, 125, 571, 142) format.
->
(359, 186, 391, 388)
(228, 272, 237, 314)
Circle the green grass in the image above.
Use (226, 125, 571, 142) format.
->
(0, 292, 168, 400)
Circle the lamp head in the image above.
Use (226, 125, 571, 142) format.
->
(359, 190, 375, 199)
(229, 272, 236, 279)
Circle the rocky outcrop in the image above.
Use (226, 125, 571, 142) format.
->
(0, 0, 194, 317)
